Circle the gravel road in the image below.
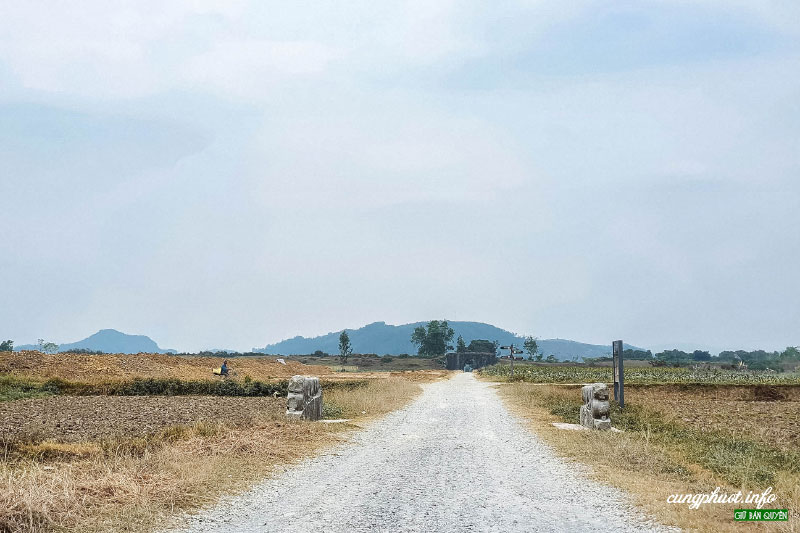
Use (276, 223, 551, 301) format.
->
(169, 373, 675, 532)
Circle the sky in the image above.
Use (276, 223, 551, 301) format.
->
(1, 1, 798, 354)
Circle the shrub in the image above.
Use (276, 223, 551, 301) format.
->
(321, 403, 344, 419)
(34, 377, 289, 398)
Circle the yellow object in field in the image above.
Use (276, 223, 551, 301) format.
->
(212, 367, 222, 375)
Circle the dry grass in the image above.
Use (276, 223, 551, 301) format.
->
(324, 376, 424, 419)
(388, 370, 452, 382)
(0, 374, 428, 533)
(0, 351, 328, 384)
(0, 352, 449, 389)
(496, 383, 799, 533)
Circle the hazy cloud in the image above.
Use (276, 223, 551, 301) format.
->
(1, 1, 798, 352)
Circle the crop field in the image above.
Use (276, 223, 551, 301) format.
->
(631, 384, 800, 453)
(0, 352, 449, 389)
(481, 362, 800, 385)
(0, 358, 434, 533)
(0, 350, 451, 533)
(0, 395, 284, 442)
(1, 351, 328, 384)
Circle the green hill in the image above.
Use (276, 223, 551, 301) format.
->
(255, 321, 640, 360)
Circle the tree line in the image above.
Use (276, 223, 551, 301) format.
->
(409, 320, 549, 360)
(591, 347, 800, 371)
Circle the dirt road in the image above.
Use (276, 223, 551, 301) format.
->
(169, 373, 674, 532)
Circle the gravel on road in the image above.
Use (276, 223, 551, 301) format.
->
(168, 372, 676, 532)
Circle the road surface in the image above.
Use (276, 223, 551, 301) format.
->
(169, 373, 674, 532)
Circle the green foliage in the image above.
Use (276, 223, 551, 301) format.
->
(622, 348, 652, 360)
(338, 330, 353, 363)
(466, 339, 496, 354)
(718, 349, 775, 362)
(692, 350, 711, 361)
(545, 354, 557, 363)
(523, 336, 538, 358)
(480, 364, 800, 385)
(781, 346, 800, 360)
(0, 340, 13, 352)
(32, 377, 289, 397)
(655, 349, 692, 365)
(320, 379, 370, 392)
(410, 320, 455, 356)
(456, 335, 467, 353)
(37, 339, 59, 354)
(715, 347, 799, 370)
(0, 376, 54, 402)
(322, 402, 344, 419)
(1, 375, 375, 403)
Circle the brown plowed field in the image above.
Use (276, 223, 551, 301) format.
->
(0, 395, 285, 442)
(628, 384, 800, 452)
(0, 351, 330, 383)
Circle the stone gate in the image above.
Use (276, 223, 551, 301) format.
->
(445, 351, 497, 370)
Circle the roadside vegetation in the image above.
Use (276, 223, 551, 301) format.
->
(324, 377, 422, 419)
(495, 382, 799, 532)
(482, 363, 800, 385)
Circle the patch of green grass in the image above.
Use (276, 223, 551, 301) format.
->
(41, 377, 290, 397)
(0, 375, 291, 398)
(321, 403, 344, 419)
(0, 376, 54, 402)
(1, 374, 372, 402)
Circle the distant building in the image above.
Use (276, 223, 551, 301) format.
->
(445, 351, 497, 371)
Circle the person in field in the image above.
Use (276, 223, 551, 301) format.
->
(221, 360, 229, 376)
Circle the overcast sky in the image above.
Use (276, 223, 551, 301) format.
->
(1, 1, 798, 353)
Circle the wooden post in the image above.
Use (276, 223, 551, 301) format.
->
(612, 340, 624, 408)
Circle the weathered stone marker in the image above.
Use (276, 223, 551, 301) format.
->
(612, 339, 624, 408)
(579, 383, 611, 430)
(286, 375, 322, 421)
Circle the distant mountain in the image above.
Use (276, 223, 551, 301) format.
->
(255, 321, 641, 360)
(15, 329, 175, 354)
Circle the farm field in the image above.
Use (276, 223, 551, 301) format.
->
(482, 362, 800, 385)
(0, 351, 442, 533)
(0, 395, 283, 442)
(0, 351, 447, 387)
(632, 384, 800, 452)
(1, 351, 327, 383)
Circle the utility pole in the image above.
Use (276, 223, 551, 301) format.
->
(500, 344, 524, 378)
